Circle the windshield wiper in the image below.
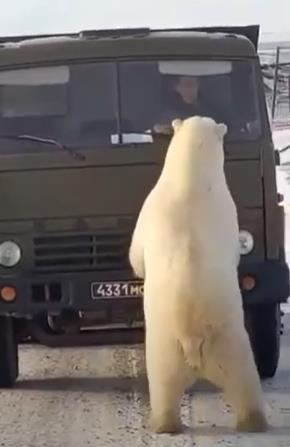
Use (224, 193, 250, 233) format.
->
(0, 134, 85, 161)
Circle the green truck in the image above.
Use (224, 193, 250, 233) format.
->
(0, 25, 288, 387)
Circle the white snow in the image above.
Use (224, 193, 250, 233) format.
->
(273, 128, 290, 152)
(274, 129, 290, 208)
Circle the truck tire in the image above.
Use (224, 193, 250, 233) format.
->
(244, 303, 281, 379)
(0, 316, 19, 388)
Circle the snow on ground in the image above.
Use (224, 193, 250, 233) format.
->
(274, 129, 290, 210)
(274, 128, 290, 313)
(274, 129, 290, 211)
(273, 128, 290, 152)
(0, 338, 290, 447)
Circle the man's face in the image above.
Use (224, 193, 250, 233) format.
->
(174, 76, 199, 104)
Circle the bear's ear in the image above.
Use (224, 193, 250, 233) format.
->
(216, 123, 228, 139)
(172, 118, 183, 133)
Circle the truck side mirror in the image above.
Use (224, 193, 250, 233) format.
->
(275, 150, 280, 166)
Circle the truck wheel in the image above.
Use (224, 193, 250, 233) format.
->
(0, 316, 19, 388)
(244, 303, 281, 379)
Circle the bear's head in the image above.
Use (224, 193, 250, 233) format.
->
(162, 115, 228, 188)
(171, 115, 227, 157)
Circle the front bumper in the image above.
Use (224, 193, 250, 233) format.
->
(0, 270, 142, 316)
(0, 260, 289, 316)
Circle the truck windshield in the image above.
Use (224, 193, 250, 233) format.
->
(0, 59, 261, 153)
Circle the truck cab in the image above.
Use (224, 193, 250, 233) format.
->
(0, 25, 288, 387)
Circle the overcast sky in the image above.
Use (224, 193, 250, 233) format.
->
(0, 0, 289, 41)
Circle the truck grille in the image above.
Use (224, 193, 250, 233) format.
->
(33, 232, 131, 272)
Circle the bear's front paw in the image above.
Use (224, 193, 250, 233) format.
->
(236, 409, 268, 433)
(149, 411, 183, 434)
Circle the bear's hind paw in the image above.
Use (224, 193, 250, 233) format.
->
(149, 412, 183, 434)
(236, 409, 268, 433)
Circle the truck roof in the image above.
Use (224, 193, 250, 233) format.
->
(0, 26, 258, 68)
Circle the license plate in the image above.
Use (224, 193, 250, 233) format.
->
(91, 280, 144, 299)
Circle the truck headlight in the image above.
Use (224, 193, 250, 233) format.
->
(0, 241, 21, 267)
(239, 230, 254, 255)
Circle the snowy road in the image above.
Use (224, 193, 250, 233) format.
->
(0, 129, 290, 446)
(0, 324, 290, 447)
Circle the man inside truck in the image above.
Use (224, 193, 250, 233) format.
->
(151, 64, 246, 136)
(160, 74, 225, 123)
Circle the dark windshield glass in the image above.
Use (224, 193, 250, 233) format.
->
(0, 59, 261, 153)
(119, 60, 261, 141)
(0, 66, 69, 119)
(0, 63, 118, 151)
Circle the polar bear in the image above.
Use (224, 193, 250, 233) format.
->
(129, 116, 267, 434)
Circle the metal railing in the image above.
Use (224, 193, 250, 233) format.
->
(260, 45, 290, 127)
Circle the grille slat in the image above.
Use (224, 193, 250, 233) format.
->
(36, 251, 127, 261)
(35, 243, 127, 253)
(35, 242, 128, 250)
(33, 232, 130, 273)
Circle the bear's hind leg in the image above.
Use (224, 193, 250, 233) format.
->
(145, 324, 194, 433)
(202, 328, 268, 432)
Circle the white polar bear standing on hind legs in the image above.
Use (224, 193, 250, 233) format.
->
(129, 116, 268, 434)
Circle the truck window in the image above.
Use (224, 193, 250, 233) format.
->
(0, 66, 69, 118)
(0, 62, 118, 151)
(0, 59, 261, 154)
(119, 60, 261, 141)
